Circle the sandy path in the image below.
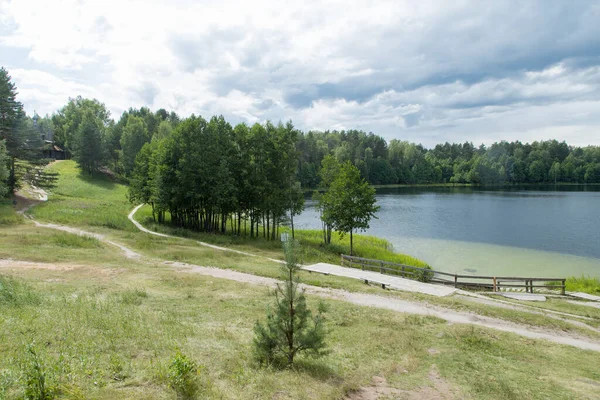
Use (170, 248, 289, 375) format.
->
(129, 205, 456, 297)
(164, 261, 600, 352)
(9, 202, 600, 351)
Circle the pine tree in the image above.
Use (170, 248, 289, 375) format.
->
(253, 241, 328, 366)
(0, 140, 9, 197)
(72, 110, 103, 175)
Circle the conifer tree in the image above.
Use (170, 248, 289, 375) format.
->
(253, 241, 328, 366)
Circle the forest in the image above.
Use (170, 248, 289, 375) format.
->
(2, 66, 600, 207)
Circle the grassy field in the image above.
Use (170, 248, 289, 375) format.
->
(1, 250, 600, 399)
(1, 160, 600, 398)
(29, 161, 134, 232)
(0, 200, 22, 225)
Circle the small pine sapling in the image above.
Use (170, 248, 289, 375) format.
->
(253, 240, 328, 366)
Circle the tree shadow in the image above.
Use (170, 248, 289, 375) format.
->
(291, 358, 342, 382)
(77, 170, 117, 190)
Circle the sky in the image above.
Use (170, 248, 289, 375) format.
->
(1, 0, 600, 148)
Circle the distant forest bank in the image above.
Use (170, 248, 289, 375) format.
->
(18, 98, 600, 189)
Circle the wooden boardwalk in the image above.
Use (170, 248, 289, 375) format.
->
(304, 262, 458, 297)
(341, 254, 567, 295)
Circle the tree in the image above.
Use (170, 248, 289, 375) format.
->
(0, 67, 22, 145)
(549, 161, 561, 184)
(0, 140, 9, 197)
(316, 155, 341, 244)
(72, 110, 104, 175)
(253, 240, 328, 366)
(52, 96, 111, 158)
(322, 161, 380, 255)
(120, 116, 149, 176)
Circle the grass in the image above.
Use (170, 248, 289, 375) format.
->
(1, 265, 600, 399)
(0, 200, 23, 225)
(1, 161, 600, 398)
(565, 276, 600, 295)
(29, 161, 135, 232)
(134, 205, 430, 269)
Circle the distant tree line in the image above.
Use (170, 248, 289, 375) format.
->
(297, 131, 600, 186)
(4, 63, 600, 201)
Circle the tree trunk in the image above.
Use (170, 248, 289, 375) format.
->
(350, 230, 353, 256)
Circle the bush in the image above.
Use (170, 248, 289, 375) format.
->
(168, 350, 200, 399)
(253, 241, 329, 366)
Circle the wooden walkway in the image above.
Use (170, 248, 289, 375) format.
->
(341, 254, 567, 295)
(304, 262, 458, 297)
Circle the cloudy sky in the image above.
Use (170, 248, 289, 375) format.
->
(1, 0, 600, 147)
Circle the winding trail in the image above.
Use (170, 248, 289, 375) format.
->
(10, 200, 600, 351)
(127, 205, 600, 352)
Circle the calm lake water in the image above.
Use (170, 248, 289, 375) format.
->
(295, 186, 600, 278)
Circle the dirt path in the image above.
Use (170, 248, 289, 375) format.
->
(10, 201, 600, 351)
(30, 219, 142, 259)
(167, 261, 600, 352)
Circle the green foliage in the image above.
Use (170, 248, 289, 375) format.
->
(168, 350, 200, 399)
(71, 109, 104, 175)
(565, 275, 600, 295)
(130, 117, 303, 238)
(298, 132, 600, 187)
(22, 343, 56, 400)
(320, 161, 380, 255)
(0, 139, 8, 197)
(253, 241, 328, 366)
(120, 116, 150, 176)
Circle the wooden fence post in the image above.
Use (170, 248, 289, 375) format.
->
(561, 279, 566, 295)
(380, 262, 384, 274)
(493, 277, 497, 292)
(454, 274, 458, 288)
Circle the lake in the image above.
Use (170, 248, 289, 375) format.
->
(294, 186, 600, 278)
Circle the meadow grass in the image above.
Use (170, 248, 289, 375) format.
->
(1, 264, 600, 399)
(134, 205, 430, 268)
(29, 161, 135, 232)
(0, 200, 23, 225)
(565, 275, 600, 295)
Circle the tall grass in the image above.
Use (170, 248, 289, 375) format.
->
(0, 200, 23, 225)
(565, 275, 600, 295)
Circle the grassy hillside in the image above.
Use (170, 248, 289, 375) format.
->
(1, 256, 600, 399)
(29, 161, 134, 231)
(0, 160, 600, 398)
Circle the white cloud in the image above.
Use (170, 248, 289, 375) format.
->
(1, 0, 600, 146)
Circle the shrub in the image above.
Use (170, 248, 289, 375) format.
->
(253, 241, 329, 366)
(168, 350, 200, 399)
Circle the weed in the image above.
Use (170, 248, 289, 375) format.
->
(22, 343, 55, 400)
(168, 350, 201, 399)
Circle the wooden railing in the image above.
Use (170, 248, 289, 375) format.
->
(340, 254, 566, 295)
